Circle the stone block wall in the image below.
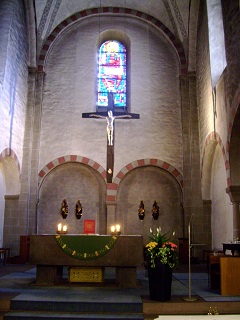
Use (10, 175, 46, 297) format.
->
(0, 0, 28, 254)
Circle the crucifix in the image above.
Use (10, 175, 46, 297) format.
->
(82, 92, 140, 183)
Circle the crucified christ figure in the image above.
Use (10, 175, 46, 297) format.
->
(90, 110, 132, 146)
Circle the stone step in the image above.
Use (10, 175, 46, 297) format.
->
(4, 311, 145, 320)
(5, 289, 144, 320)
(10, 298, 142, 314)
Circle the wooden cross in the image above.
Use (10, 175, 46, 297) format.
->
(82, 93, 140, 182)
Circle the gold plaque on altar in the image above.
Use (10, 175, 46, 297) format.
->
(68, 267, 104, 283)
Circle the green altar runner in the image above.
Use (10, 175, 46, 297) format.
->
(29, 234, 143, 286)
(54, 235, 118, 260)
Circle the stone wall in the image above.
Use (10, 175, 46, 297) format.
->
(0, 0, 28, 163)
(40, 16, 182, 175)
(0, 0, 28, 255)
(222, 1, 240, 107)
(38, 162, 106, 235)
(117, 166, 182, 245)
(196, 1, 239, 249)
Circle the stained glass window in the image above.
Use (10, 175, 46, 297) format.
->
(97, 40, 127, 109)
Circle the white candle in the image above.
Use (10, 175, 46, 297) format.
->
(111, 226, 115, 233)
(58, 223, 62, 232)
(115, 224, 120, 232)
(63, 225, 67, 232)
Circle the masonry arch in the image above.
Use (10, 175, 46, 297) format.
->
(0, 148, 20, 247)
(201, 132, 228, 199)
(38, 156, 107, 235)
(107, 159, 183, 202)
(201, 133, 231, 249)
(37, 7, 187, 75)
(110, 159, 183, 244)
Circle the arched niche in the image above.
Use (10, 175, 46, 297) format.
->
(116, 165, 182, 244)
(1, 156, 20, 195)
(0, 155, 20, 247)
(37, 162, 106, 235)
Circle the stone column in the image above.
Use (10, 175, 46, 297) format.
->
(106, 201, 116, 234)
(20, 69, 45, 236)
(226, 186, 240, 240)
(179, 74, 203, 242)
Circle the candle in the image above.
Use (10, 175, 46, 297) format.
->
(115, 224, 120, 232)
(111, 226, 115, 233)
(58, 223, 62, 232)
(63, 225, 67, 232)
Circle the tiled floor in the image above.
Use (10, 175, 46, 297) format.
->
(0, 263, 239, 302)
(0, 263, 240, 319)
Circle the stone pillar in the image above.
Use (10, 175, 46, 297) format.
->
(106, 201, 116, 234)
(226, 186, 240, 240)
(179, 73, 206, 259)
(20, 69, 45, 235)
(179, 74, 203, 241)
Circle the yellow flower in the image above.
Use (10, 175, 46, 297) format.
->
(145, 227, 178, 268)
(146, 241, 158, 250)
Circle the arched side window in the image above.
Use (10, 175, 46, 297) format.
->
(97, 40, 127, 111)
(207, 0, 227, 88)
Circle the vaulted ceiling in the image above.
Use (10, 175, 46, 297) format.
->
(31, 0, 200, 71)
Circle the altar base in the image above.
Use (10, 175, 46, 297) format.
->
(69, 267, 104, 283)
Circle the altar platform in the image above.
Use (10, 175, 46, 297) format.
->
(0, 263, 240, 319)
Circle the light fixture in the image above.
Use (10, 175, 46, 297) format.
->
(57, 223, 68, 234)
(110, 224, 121, 235)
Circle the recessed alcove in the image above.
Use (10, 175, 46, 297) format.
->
(38, 162, 106, 235)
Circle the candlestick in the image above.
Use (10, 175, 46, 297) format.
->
(110, 224, 121, 235)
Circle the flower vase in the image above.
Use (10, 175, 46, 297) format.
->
(148, 262, 172, 301)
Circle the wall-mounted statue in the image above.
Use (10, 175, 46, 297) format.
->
(61, 199, 68, 219)
(138, 200, 145, 220)
(152, 200, 159, 220)
(76, 200, 83, 220)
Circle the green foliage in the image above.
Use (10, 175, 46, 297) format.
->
(145, 227, 178, 268)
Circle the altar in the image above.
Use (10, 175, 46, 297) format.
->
(29, 234, 143, 287)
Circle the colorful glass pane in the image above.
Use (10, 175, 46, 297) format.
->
(97, 40, 127, 108)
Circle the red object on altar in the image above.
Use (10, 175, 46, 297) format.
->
(84, 220, 95, 234)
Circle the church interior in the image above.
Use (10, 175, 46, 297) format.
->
(1, 0, 240, 319)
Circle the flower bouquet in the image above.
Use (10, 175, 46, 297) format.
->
(145, 227, 178, 268)
(145, 227, 178, 301)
